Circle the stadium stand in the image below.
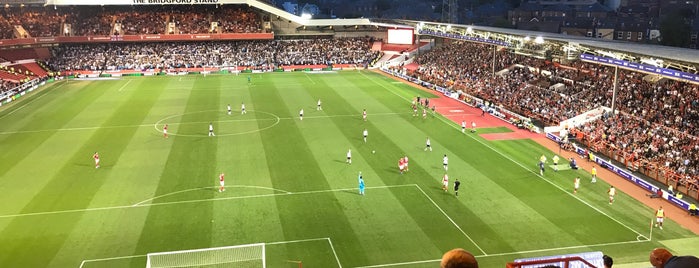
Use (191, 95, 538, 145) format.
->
(0, 5, 262, 38)
(47, 38, 379, 71)
(406, 40, 699, 196)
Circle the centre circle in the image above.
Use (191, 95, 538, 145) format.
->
(154, 110, 280, 137)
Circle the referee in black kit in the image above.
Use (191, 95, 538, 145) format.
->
(454, 179, 461, 196)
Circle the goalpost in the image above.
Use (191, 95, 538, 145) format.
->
(146, 243, 265, 268)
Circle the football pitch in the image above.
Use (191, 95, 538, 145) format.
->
(0, 71, 696, 267)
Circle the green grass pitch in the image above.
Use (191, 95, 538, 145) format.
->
(0, 71, 695, 267)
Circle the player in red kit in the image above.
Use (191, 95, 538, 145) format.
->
(403, 156, 409, 172)
(218, 173, 225, 192)
(362, 109, 367, 121)
(93, 152, 100, 169)
(399, 158, 405, 174)
(163, 124, 168, 138)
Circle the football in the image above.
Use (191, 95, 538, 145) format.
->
(372, 150, 375, 154)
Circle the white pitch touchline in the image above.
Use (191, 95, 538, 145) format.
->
(79, 237, 334, 267)
(0, 112, 410, 135)
(353, 239, 649, 268)
(413, 184, 487, 256)
(304, 72, 316, 84)
(362, 71, 649, 240)
(0, 82, 65, 120)
(0, 184, 415, 219)
(132, 185, 292, 206)
(116, 79, 132, 92)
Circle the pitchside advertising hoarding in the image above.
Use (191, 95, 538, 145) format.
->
(45, 0, 245, 5)
(580, 54, 699, 84)
(546, 133, 692, 211)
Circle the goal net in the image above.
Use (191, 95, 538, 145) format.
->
(146, 243, 265, 268)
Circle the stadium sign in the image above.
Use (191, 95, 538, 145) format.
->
(580, 54, 699, 84)
(417, 29, 511, 47)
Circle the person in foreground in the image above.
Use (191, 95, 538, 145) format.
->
(649, 247, 699, 268)
(441, 248, 478, 268)
(603, 254, 613, 268)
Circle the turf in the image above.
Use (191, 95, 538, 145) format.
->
(0, 71, 695, 268)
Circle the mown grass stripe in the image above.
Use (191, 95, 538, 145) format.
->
(0, 78, 168, 266)
(250, 76, 372, 265)
(130, 76, 219, 265)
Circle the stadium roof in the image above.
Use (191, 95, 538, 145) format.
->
(397, 20, 699, 66)
(43, 0, 409, 29)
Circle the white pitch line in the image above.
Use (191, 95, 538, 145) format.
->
(355, 258, 439, 268)
(79, 253, 147, 267)
(327, 237, 343, 268)
(363, 71, 649, 240)
(79, 237, 333, 267)
(476, 239, 649, 258)
(304, 72, 316, 84)
(116, 79, 132, 92)
(265, 237, 329, 245)
(0, 184, 415, 219)
(413, 184, 487, 256)
(132, 185, 292, 206)
(354, 239, 649, 268)
(0, 82, 65, 120)
(0, 112, 409, 136)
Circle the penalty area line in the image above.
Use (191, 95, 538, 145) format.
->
(79, 254, 146, 268)
(413, 184, 487, 256)
(79, 237, 337, 268)
(132, 185, 293, 206)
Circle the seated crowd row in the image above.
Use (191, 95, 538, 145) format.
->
(0, 79, 18, 94)
(0, 5, 263, 39)
(404, 40, 699, 193)
(48, 38, 379, 71)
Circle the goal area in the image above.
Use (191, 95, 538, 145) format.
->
(146, 243, 265, 268)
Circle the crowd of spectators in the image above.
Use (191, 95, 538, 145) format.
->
(115, 8, 169, 35)
(1, 7, 74, 38)
(411, 41, 600, 124)
(404, 40, 699, 193)
(0, 5, 262, 38)
(0, 79, 19, 94)
(48, 38, 379, 71)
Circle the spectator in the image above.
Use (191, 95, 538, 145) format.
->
(603, 255, 613, 268)
(647, 188, 663, 199)
(649, 248, 699, 268)
(48, 38, 379, 72)
(569, 158, 579, 170)
(441, 248, 478, 268)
